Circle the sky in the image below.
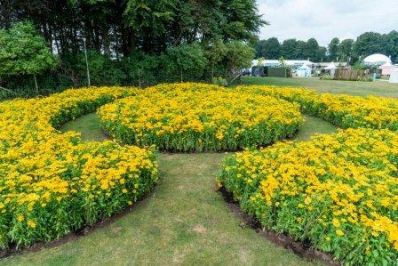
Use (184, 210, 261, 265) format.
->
(256, 0, 398, 46)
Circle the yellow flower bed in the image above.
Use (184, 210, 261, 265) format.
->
(98, 83, 303, 152)
(2, 82, 398, 264)
(237, 86, 398, 130)
(220, 86, 398, 264)
(0, 88, 158, 249)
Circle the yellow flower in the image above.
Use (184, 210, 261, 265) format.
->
(0, 86, 158, 248)
(17, 215, 24, 222)
(332, 218, 341, 228)
(27, 220, 37, 229)
(336, 230, 345, 236)
(304, 197, 311, 205)
(97, 83, 304, 152)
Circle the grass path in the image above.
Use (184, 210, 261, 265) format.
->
(2, 114, 336, 266)
(242, 76, 398, 97)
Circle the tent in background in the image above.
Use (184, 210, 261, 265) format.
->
(364, 54, 391, 66)
(296, 64, 312, 78)
(389, 68, 398, 83)
(325, 62, 337, 77)
(381, 61, 397, 76)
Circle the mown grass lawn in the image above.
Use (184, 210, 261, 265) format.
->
(242, 76, 398, 97)
(1, 111, 336, 266)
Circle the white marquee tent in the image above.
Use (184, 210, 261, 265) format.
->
(364, 54, 391, 66)
(390, 68, 398, 83)
(380, 61, 397, 76)
(325, 62, 337, 77)
(325, 62, 337, 70)
(296, 64, 312, 78)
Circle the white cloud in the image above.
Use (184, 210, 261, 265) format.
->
(256, 0, 398, 46)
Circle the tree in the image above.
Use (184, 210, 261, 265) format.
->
(294, 40, 306, 59)
(224, 41, 254, 79)
(303, 38, 320, 61)
(255, 39, 266, 58)
(317, 47, 327, 62)
(1, 0, 264, 57)
(204, 39, 228, 79)
(124, 52, 158, 87)
(328, 37, 340, 61)
(219, 0, 266, 42)
(384, 31, 398, 63)
(338, 39, 354, 62)
(353, 32, 384, 60)
(256, 37, 281, 59)
(0, 0, 265, 96)
(165, 42, 208, 82)
(0, 22, 57, 94)
(268, 38, 326, 61)
(281, 39, 298, 59)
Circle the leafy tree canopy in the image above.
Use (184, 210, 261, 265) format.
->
(255, 31, 398, 64)
(0, 22, 57, 76)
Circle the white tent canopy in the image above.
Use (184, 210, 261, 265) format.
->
(364, 54, 391, 66)
(296, 64, 312, 78)
(390, 68, 398, 83)
(251, 59, 314, 68)
(382, 61, 393, 67)
(325, 62, 336, 70)
(381, 61, 398, 76)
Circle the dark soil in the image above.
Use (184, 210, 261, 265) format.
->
(219, 186, 340, 266)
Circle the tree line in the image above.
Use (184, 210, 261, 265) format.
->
(255, 31, 398, 63)
(0, 0, 264, 98)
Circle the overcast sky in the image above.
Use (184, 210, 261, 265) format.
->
(257, 0, 398, 46)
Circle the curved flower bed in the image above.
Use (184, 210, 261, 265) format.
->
(98, 83, 303, 152)
(237, 86, 398, 130)
(0, 88, 158, 249)
(219, 86, 398, 264)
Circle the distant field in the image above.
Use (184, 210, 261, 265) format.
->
(242, 76, 398, 97)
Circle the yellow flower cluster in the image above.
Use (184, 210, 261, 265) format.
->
(219, 130, 398, 263)
(0, 87, 158, 249)
(237, 86, 398, 130)
(98, 83, 303, 152)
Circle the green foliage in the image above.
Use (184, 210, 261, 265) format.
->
(164, 42, 208, 82)
(353, 32, 384, 59)
(204, 39, 228, 79)
(256, 30, 398, 65)
(302, 38, 322, 61)
(384, 30, 398, 62)
(0, 22, 57, 76)
(351, 31, 398, 63)
(212, 76, 228, 86)
(338, 39, 354, 62)
(0, 1, 263, 98)
(0, 22, 57, 94)
(59, 52, 125, 87)
(78, 51, 126, 86)
(224, 41, 254, 77)
(280, 39, 297, 59)
(327, 37, 340, 61)
(274, 38, 327, 61)
(255, 37, 281, 59)
(352, 61, 367, 70)
(123, 52, 159, 87)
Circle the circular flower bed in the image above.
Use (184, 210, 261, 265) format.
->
(98, 83, 303, 152)
(0, 88, 158, 249)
